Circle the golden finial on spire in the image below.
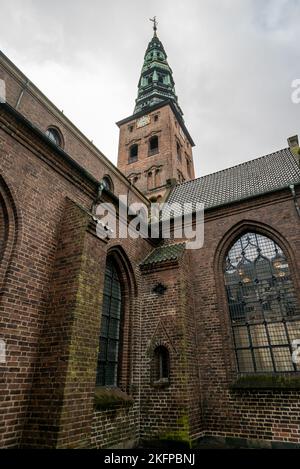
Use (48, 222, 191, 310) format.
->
(149, 16, 158, 36)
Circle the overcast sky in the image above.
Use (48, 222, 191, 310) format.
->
(0, 0, 300, 177)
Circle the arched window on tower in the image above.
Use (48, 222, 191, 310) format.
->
(96, 258, 123, 387)
(148, 136, 159, 156)
(129, 144, 138, 163)
(224, 232, 300, 374)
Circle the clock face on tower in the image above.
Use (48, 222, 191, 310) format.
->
(136, 115, 150, 128)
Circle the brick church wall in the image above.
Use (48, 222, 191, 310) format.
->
(189, 190, 300, 444)
(0, 100, 152, 448)
(117, 104, 194, 199)
(1, 50, 300, 449)
(137, 256, 203, 446)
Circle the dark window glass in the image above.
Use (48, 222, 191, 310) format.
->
(46, 127, 62, 147)
(224, 232, 300, 374)
(149, 136, 159, 156)
(102, 176, 113, 192)
(154, 346, 170, 382)
(129, 144, 138, 162)
(96, 258, 122, 386)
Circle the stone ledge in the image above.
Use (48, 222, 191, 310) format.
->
(231, 374, 300, 390)
(94, 387, 134, 410)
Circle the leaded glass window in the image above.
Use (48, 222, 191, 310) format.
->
(224, 232, 300, 373)
(96, 258, 122, 386)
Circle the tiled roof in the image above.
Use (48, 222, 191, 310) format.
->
(165, 148, 300, 217)
(140, 243, 186, 268)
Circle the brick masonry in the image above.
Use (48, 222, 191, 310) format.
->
(1, 53, 300, 449)
(117, 104, 195, 200)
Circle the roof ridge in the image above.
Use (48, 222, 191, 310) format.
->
(174, 147, 292, 188)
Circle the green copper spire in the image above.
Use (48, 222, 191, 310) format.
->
(134, 19, 183, 116)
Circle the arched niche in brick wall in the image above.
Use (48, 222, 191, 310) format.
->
(0, 175, 20, 291)
(148, 339, 171, 387)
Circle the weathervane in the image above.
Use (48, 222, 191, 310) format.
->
(149, 16, 158, 36)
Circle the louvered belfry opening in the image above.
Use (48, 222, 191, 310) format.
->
(96, 257, 122, 387)
(224, 232, 300, 373)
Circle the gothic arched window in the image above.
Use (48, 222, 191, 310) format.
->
(96, 258, 122, 387)
(224, 232, 300, 374)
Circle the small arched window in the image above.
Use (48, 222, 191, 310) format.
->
(224, 232, 300, 374)
(153, 346, 170, 384)
(45, 127, 62, 147)
(102, 176, 113, 192)
(149, 136, 159, 156)
(129, 144, 138, 163)
(96, 258, 122, 387)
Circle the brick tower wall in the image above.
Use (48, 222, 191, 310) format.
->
(117, 104, 195, 200)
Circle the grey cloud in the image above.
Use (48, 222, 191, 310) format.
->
(0, 0, 299, 177)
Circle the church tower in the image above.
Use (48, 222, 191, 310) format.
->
(117, 19, 195, 201)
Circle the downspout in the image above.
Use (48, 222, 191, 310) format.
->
(289, 184, 300, 218)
